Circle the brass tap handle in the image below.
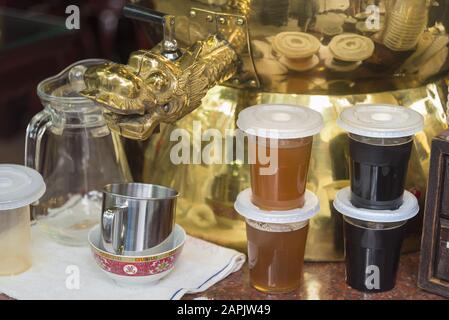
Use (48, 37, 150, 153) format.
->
(123, 4, 181, 60)
(162, 15, 182, 60)
(122, 3, 165, 24)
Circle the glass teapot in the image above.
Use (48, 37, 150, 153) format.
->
(25, 59, 132, 246)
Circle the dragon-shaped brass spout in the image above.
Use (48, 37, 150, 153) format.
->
(81, 35, 238, 140)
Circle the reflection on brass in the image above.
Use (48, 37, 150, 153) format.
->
(139, 0, 449, 95)
(82, 35, 238, 139)
(206, 163, 248, 228)
(141, 83, 447, 261)
(328, 34, 374, 62)
(82, 0, 449, 260)
(383, 0, 429, 51)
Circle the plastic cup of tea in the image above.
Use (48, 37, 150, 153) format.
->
(234, 188, 319, 293)
(334, 187, 419, 293)
(0, 164, 45, 275)
(237, 104, 323, 211)
(337, 104, 423, 210)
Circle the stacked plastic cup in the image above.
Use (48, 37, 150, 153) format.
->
(337, 104, 424, 210)
(237, 104, 323, 211)
(235, 189, 320, 293)
(235, 104, 323, 293)
(336, 104, 424, 292)
(383, 0, 429, 51)
(0, 164, 45, 275)
(334, 187, 419, 292)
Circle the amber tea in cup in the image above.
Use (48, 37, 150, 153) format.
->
(234, 188, 319, 293)
(249, 136, 313, 210)
(237, 104, 323, 211)
(246, 219, 309, 293)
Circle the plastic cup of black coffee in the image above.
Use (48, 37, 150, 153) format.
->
(349, 133, 413, 210)
(343, 216, 406, 293)
(334, 187, 419, 293)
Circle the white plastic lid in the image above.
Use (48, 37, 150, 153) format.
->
(236, 104, 324, 139)
(234, 188, 320, 224)
(0, 164, 46, 211)
(337, 104, 424, 138)
(333, 187, 419, 223)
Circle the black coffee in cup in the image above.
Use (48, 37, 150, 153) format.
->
(343, 216, 405, 292)
(349, 134, 412, 210)
(334, 187, 419, 293)
(337, 104, 424, 210)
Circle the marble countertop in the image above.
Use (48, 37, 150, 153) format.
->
(184, 253, 446, 300)
(0, 252, 445, 300)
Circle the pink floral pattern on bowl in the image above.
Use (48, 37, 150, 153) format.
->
(88, 224, 186, 279)
(91, 249, 183, 277)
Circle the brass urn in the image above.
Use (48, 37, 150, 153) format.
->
(82, 0, 449, 260)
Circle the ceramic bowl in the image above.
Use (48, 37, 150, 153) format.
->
(88, 224, 186, 285)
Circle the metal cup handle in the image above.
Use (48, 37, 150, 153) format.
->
(101, 206, 127, 255)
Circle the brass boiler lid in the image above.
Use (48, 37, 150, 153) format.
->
(145, 0, 448, 95)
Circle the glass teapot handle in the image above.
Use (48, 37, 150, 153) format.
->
(25, 110, 51, 170)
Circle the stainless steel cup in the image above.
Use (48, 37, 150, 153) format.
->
(101, 183, 178, 255)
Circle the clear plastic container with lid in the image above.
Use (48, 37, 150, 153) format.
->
(0, 164, 45, 275)
(334, 187, 419, 292)
(234, 188, 319, 293)
(337, 104, 424, 210)
(236, 104, 323, 211)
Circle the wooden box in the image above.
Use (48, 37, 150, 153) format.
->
(419, 130, 449, 298)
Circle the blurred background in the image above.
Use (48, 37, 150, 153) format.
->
(0, 0, 154, 164)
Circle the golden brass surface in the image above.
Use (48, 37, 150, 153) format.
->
(82, 35, 238, 139)
(147, 0, 449, 94)
(141, 83, 447, 260)
(82, 0, 449, 260)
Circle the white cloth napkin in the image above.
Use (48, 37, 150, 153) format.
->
(0, 228, 246, 300)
